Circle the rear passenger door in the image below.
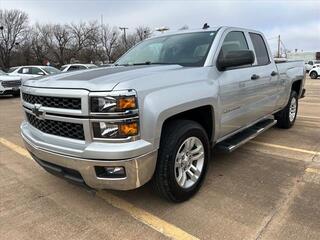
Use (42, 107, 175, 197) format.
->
(248, 32, 279, 116)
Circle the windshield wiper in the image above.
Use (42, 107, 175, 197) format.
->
(115, 62, 181, 66)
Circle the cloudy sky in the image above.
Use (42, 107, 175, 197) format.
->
(1, 0, 319, 52)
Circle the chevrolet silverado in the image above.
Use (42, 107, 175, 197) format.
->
(20, 27, 305, 202)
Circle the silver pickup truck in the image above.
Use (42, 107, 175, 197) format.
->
(20, 27, 305, 202)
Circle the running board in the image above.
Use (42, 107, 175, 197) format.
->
(216, 118, 277, 153)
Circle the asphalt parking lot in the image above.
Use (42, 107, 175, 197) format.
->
(1, 77, 320, 240)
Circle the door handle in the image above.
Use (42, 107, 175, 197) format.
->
(271, 71, 278, 76)
(251, 74, 260, 80)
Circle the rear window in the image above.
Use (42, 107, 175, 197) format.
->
(249, 33, 270, 65)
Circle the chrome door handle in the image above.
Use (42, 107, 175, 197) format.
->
(271, 71, 278, 76)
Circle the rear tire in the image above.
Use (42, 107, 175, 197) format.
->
(275, 91, 298, 129)
(153, 120, 210, 202)
(310, 71, 318, 79)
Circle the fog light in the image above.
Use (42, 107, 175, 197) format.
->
(95, 166, 126, 178)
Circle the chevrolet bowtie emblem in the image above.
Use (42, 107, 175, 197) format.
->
(32, 104, 45, 119)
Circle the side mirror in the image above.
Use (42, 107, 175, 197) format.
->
(37, 71, 45, 75)
(217, 50, 255, 71)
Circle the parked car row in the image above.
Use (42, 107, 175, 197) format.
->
(0, 63, 105, 96)
(8, 65, 61, 81)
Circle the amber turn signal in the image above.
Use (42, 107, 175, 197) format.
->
(117, 96, 136, 110)
(119, 122, 138, 136)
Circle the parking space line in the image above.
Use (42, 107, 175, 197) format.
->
(0, 137, 199, 240)
(298, 115, 320, 120)
(250, 140, 319, 155)
(97, 191, 199, 240)
(0, 137, 32, 159)
(300, 102, 320, 106)
(305, 168, 320, 175)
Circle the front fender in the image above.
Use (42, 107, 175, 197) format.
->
(139, 80, 219, 149)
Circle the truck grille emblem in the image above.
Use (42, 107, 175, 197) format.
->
(32, 104, 45, 119)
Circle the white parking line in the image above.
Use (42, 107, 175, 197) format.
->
(298, 115, 320, 120)
(250, 140, 319, 155)
(305, 168, 320, 175)
(300, 102, 320, 106)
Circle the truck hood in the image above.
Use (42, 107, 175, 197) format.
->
(23, 65, 184, 91)
(0, 75, 21, 81)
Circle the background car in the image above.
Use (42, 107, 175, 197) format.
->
(309, 66, 320, 79)
(305, 60, 320, 72)
(0, 70, 21, 96)
(60, 64, 97, 72)
(8, 65, 61, 81)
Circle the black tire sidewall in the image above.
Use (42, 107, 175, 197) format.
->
(168, 127, 209, 198)
(283, 91, 298, 128)
(310, 72, 318, 79)
(155, 120, 210, 202)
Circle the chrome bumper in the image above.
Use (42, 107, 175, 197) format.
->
(22, 134, 157, 190)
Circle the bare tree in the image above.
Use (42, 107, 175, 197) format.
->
(100, 24, 119, 63)
(29, 24, 51, 64)
(136, 26, 152, 41)
(69, 21, 99, 57)
(0, 9, 28, 69)
(0, 9, 156, 68)
(50, 24, 73, 66)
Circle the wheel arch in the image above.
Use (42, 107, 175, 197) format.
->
(159, 105, 215, 146)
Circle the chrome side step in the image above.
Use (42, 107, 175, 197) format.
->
(216, 118, 277, 153)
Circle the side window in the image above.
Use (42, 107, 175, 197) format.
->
(220, 31, 248, 57)
(18, 67, 31, 74)
(31, 67, 44, 75)
(78, 65, 87, 70)
(308, 61, 313, 65)
(249, 33, 270, 65)
(68, 66, 79, 71)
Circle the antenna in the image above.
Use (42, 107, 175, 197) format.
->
(202, 23, 210, 29)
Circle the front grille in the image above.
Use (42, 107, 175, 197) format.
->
(26, 112, 85, 140)
(1, 80, 21, 88)
(22, 93, 81, 110)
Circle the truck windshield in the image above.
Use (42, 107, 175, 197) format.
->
(116, 31, 216, 67)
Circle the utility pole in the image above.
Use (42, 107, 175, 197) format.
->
(277, 35, 281, 58)
(119, 27, 128, 49)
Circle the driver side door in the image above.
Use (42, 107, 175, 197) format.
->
(216, 30, 264, 138)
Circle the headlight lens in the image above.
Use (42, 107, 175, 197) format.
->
(91, 95, 137, 113)
(92, 121, 139, 139)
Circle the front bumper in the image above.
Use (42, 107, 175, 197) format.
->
(22, 133, 157, 190)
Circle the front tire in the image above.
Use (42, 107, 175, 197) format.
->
(310, 71, 318, 79)
(153, 120, 210, 202)
(275, 91, 298, 129)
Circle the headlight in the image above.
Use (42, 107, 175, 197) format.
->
(90, 90, 139, 140)
(92, 120, 139, 139)
(90, 91, 137, 113)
